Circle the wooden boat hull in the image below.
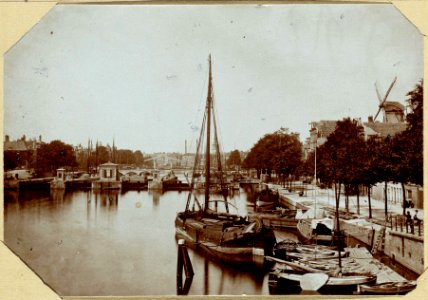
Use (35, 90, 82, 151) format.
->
(121, 181, 148, 190)
(255, 200, 277, 210)
(286, 251, 346, 261)
(296, 219, 333, 246)
(269, 269, 377, 295)
(175, 213, 276, 268)
(357, 281, 417, 295)
(249, 210, 298, 231)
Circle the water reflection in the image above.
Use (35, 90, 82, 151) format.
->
(149, 190, 162, 208)
(4, 189, 272, 296)
(204, 258, 209, 295)
(95, 190, 119, 209)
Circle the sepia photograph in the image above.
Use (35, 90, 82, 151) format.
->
(2, 3, 424, 297)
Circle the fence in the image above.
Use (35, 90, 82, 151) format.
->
(389, 214, 423, 237)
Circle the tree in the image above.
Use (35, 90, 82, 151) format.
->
(376, 136, 398, 220)
(403, 80, 423, 186)
(242, 134, 275, 176)
(4, 151, 18, 170)
(316, 118, 365, 214)
(36, 140, 77, 175)
(96, 144, 110, 165)
(116, 149, 135, 165)
(242, 128, 302, 181)
(134, 150, 144, 167)
(360, 137, 382, 219)
(4, 151, 33, 170)
(389, 80, 423, 215)
(227, 150, 242, 169)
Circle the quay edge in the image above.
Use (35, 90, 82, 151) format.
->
(274, 183, 424, 278)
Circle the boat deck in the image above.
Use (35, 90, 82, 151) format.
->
(346, 247, 406, 283)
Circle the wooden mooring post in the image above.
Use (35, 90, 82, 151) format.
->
(177, 239, 194, 295)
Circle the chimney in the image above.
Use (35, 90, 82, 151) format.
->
(368, 116, 374, 123)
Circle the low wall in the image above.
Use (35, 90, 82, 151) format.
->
(384, 228, 424, 275)
(340, 219, 379, 248)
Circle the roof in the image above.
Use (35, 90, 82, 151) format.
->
(311, 120, 337, 138)
(99, 162, 119, 168)
(363, 122, 407, 138)
(383, 101, 405, 111)
(4, 140, 28, 151)
(310, 119, 407, 141)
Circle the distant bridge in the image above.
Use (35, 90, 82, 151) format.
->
(144, 153, 186, 169)
(118, 169, 150, 176)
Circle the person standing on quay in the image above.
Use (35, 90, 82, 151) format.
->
(413, 210, 421, 233)
(406, 211, 414, 234)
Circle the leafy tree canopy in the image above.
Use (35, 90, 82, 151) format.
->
(243, 128, 302, 176)
(391, 80, 423, 186)
(227, 150, 242, 168)
(36, 140, 77, 174)
(316, 118, 365, 186)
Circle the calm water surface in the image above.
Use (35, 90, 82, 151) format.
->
(4, 188, 290, 296)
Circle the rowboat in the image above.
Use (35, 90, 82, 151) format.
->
(269, 268, 377, 294)
(286, 249, 347, 261)
(357, 281, 417, 295)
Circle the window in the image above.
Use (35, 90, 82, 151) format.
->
(407, 189, 413, 201)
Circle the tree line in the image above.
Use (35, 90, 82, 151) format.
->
(75, 142, 144, 174)
(4, 140, 145, 177)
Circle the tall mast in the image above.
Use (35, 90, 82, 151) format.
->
(204, 55, 212, 211)
(87, 138, 90, 173)
(112, 138, 115, 163)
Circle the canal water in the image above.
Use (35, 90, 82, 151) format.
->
(4, 188, 295, 296)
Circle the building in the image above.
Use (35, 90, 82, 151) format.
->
(4, 135, 42, 170)
(371, 182, 423, 209)
(362, 118, 407, 140)
(91, 162, 121, 190)
(377, 101, 406, 123)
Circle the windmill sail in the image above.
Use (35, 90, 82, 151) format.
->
(373, 77, 397, 121)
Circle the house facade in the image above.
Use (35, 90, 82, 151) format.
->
(4, 135, 42, 170)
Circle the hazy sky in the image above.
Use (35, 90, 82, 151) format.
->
(4, 4, 423, 153)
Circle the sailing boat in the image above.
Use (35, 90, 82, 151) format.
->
(175, 56, 276, 268)
(296, 132, 334, 245)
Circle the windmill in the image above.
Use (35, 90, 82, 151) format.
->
(373, 77, 397, 122)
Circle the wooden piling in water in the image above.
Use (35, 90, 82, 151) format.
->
(177, 239, 194, 295)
